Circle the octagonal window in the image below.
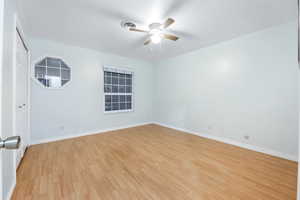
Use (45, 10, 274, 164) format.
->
(34, 57, 71, 88)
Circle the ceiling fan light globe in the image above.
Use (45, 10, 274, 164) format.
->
(151, 33, 162, 44)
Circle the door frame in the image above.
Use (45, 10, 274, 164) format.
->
(12, 14, 31, 172)
(0, 0, 4, 198)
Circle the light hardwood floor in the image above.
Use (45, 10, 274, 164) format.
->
(12, 124, 297, 200)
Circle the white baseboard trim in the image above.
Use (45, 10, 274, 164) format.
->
(30, 121, 297, 162)
(30, 122, 153, 145)
(6, 178, 16, 200)
(153, 122, 298, 162)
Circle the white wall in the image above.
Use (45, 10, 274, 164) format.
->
(29, 39, 153, 144)
(2, 0, 17, 200)
(153, 22, 299, 160)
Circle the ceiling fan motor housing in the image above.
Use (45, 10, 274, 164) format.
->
(149, 23, 162, 30)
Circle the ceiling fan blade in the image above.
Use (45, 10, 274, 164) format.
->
(163, 18, 175, 29)
(129, 28, 148, 33)
(144, 39, 151, 45)
(163, 34, 179, 41)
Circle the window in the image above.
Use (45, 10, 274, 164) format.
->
(34, 57, 71, 88)
(103, 66, 133, 113)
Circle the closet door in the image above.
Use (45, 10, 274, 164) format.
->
(15, 29, 29, 167)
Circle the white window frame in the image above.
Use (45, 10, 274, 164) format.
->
(32, 55, 72, 89)
(103, 65, 134, 114)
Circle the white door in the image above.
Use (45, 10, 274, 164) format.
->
(14, 29, 29, 167)
(0, 0, 4, 198)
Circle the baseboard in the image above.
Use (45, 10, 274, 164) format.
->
(6, 178, 16, 200)
(30, 121, 297, 162)
(30, 122, 153, 145)
(153, 122, 298, 162)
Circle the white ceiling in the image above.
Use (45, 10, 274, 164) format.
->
(18, 0, 297, 61)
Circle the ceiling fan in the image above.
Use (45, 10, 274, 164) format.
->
(121, 18, 179, 45)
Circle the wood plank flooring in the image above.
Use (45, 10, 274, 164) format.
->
(11, 124, 297, 200)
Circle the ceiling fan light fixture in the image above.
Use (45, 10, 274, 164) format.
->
(150, 33, 162, 44)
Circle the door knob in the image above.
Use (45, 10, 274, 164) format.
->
(0, 136, 21, 149)
(18, 104, 26, 109)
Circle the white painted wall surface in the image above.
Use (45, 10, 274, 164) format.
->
(2, 0, 18, 200)
(0, 0, 4, 198)
(29, 39, 153, 144)
(153, 22, 299, 160)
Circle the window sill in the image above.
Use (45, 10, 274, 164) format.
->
(104, 109, 133, 114)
